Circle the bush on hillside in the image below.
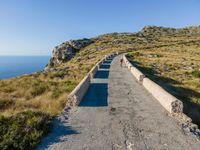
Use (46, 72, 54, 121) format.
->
(191, 70, 200, 78)
(50, 71, 67, 79)
(0, 111, 52, 150)
(0, 99, 14, 109)
(30, 81, 49, 97)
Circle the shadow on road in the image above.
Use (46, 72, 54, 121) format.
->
(103, 60, 112, 64)
(36, 117, 79, 149)
(80, 83, 108, 107)
(94, 70, 109, 79)
(106, 58, 114, 61)
(99, 64, 111, 69)
(130, 60, 200, 127)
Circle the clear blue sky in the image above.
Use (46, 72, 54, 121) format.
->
(0, 0, 200, 55)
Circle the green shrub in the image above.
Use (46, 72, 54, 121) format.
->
(196, 83, 200, 88)
(2, 87, 14, 93)
(0, 99, 14, 109)
(31, 81, 49, 97)
(127, 51, 140, 59)
(51, 80, 77, 99)
(133, 51, 140, 56)
(50, 71, 67, 79)
(0, 111, 52, 150)
(61, 81, 77, 93)
(191, 70, 200, 78)
(51, 88, 62, 99)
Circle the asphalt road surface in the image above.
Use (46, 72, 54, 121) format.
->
(37, 54, 200, 150)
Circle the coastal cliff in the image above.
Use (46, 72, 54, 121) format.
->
(45, 38, 93, 70)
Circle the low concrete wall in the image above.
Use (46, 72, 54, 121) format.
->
(123, 54, 183, 114)
(68, 75, 91, 107)
(143, 78, 183, 113)
(130, 67, 145, 82)
(97, 56, 107, 67)
(89, 65, 99, 78)
(89, 52, 116, 77)
(123, 54, 200, 137)
(123, 55, 145, 82)
(68, 52, 118, 107)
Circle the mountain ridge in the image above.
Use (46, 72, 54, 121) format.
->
(46, 25, 200, 70)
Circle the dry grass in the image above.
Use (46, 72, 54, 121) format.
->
(1, 32, 200, 125)
(0, 37, 125, 117)
(1, 29, 200, 148)
(2, 32, 200, 119)
(127, 34, 200, 125)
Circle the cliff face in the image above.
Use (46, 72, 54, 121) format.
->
(45, 38, 93, 70)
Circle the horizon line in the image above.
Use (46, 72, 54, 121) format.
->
(0, 55, 51, 56)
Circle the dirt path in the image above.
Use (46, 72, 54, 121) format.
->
(37, 55, 200, 150)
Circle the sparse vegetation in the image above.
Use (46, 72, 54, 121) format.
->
(30, 80, 49, 97)
(0, 99, 14, 110)
(0, 34, 127, 149)
(1, 26, 200, 148)
(49, 71, 68, 79)
(0, 111, 52, 150)
(127, 28, 200, 125)
(191, 70, 200, 78)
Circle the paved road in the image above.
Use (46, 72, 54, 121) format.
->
(37, 55, 200, 150)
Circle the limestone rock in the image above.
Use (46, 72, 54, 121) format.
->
(45, 38, 93, 70)
(137, 25, 200, 37)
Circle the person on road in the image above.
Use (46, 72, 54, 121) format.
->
(120, 58, 123, 67)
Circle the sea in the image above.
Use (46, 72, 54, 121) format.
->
(0, 56, 50, 79)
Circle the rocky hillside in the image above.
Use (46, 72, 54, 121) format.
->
(45, 38, 93, 69)
(138, 25, 200, 37)
(44, 25, 200, 126)
(45, 26, 200, 73)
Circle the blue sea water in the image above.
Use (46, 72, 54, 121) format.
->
(0, 56, 50, 79)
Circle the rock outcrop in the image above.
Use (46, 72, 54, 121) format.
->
(137, 25, 200, 37)
(45, 38, 93, 70)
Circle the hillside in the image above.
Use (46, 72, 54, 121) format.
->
(128, 26, 200, 126)
(1, 26, 200, 149)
